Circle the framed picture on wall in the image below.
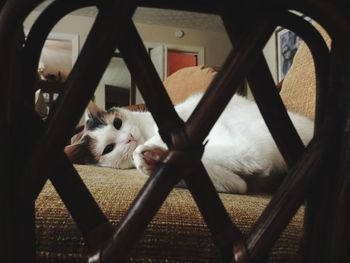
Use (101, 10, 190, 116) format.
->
(275, 16, 312, 82)
(276, 28, 302, 82)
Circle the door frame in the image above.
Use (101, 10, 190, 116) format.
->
(146, 42, 205, 66)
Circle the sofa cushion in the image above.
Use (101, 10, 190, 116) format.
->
(163, 65, 217, 105)
(280, 23, 331, 119)
(36, 165, 304, 262)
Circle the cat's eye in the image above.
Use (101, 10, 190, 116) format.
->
(113, 118, 122, 130)
(102, 143, 115, 155)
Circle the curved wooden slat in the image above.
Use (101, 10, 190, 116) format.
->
(49, 153, 114, 250)
(19, 1, 116, 251)
(222, 9, 332, 262)
(278, 11, 330, 133)
(329, 47, 350, 261)
(22, 1, 139, 253)
(18, 0, 143, 253)
(21, 0, 136, 199)
(114, 19, 183, 146)
(0, 1, 44, 262)
(276, 15, 331, 261)
(246, 125, 336, 260)
(185, 162, 244, 261)
(301, 27, 350, 263)
(221, 8, 305, 167)
(185, 16, 276, 146)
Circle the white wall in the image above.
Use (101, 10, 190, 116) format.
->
(263, 35, 278, 83)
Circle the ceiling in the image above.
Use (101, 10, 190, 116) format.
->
(35, 1, 225, 32)
(135, 7, 224, 32)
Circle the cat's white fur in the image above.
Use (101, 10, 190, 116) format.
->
(85, 93, 314, 194)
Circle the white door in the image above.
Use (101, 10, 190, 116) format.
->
(150, 45, 168, 81)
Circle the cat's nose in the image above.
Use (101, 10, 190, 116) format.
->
(126, 134, 134, 144)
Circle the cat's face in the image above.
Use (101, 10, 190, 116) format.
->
(66, 107, 144, 169)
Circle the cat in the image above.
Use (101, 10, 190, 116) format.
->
(65, 93, 314, 194)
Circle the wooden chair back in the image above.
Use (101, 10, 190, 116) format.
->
(1, 1, 350, 262)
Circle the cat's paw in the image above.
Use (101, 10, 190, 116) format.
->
(133, 145, 166, 175)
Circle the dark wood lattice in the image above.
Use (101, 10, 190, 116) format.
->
(1, 0, 350, 262)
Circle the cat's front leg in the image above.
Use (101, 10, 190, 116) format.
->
(133, 144, 166, 175)
(133, 135, 167, 176)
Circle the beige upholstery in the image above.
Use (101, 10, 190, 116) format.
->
(163, 65, 217, 105)
(36, 165, 304, 263)
(280, 23, 331, 119)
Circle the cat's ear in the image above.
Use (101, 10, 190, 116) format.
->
(65, 144, 86, 164)
(85, 100, 105, 121)
(64, 140, 96, 164)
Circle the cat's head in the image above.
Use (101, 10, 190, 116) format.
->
(65, 101, 144, 169)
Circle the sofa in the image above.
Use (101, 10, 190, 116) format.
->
(35, 48, 319, 262)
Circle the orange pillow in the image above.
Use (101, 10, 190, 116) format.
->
(163, 66, 217, 105)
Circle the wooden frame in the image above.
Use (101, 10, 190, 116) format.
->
(0, 1, 349, 263)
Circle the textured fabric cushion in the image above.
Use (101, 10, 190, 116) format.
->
(280, 23, 331, 119)
(36, 165, 304, 262)
(163, 65, 217, 105)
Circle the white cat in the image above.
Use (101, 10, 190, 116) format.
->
(65, 93, 314, 194)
